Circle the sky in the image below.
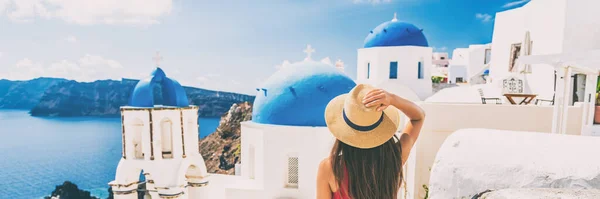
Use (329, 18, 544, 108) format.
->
(0, 0, 530, 95)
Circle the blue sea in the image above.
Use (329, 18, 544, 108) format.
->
(0, 110, 220, 199)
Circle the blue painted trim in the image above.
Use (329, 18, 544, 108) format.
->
(390, 62, 398, 79)
(367, 63, 371, 79)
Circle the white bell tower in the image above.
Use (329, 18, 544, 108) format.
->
(109, 55, 210, 199)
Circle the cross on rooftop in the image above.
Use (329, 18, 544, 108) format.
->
(153, 51, 163, 67)
(392, 12, 398, 22)
(303, 44, 315, 60)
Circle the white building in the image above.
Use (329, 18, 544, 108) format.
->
(488, 0, 600, 103)
(356, 13, 433, 100)
(109, 68, 210, 199)
(432, 52, 449, 68)
(448, 44, 491, 84)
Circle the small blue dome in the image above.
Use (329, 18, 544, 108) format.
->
(252, 61, 356, 127)
(483, 69, 490, 75)
(129, 67, 189, 107)
(364, 19, 428, 48)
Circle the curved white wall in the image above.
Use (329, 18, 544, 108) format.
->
(429, 129, 600, 199)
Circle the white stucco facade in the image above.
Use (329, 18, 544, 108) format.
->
(191, 122, 339, 198)
(356, 46, 433, 100)
(428, 128, 600, 199)
(449, 43, 491, 83)
(431, 52, 449, 67)
(447, 65, 467, 83)
(488, 0, 600, 101)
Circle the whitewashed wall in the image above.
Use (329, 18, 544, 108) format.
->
(563, 1, 600, 52)
(429, 129, 600, 199)
(448, 65, 467, 83)
(466, 44, 490, 79)
(357, 46, 433, 100)
(489, 0, 566, 100)
(238, 122, 336, 199)
(403, 102, 584, 199)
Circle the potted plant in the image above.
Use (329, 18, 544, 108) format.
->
(594, 78, 600, 124)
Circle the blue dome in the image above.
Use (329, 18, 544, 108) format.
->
(252, 61, 356, 127)
(129, 67, 189, 107)
(483, 69, 490, 75)
(364, 19, 428, 48)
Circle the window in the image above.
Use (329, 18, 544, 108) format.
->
(456, 77, 464, 83)
(440, 57, 445, 60)
(367, 63, 370, 79)
(161, 118, 173, 159)
(484, 49, 492, 64)
(508, 43, 522, 72)
(389, 62, 398, 79)
(417, 62, 424, 79)
(131, 119, 144, 159)
(285, 156, 299, 188)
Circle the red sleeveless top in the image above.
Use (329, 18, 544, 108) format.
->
(332, 167, 350, 199)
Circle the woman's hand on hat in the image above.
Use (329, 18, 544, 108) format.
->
(362, 89, 392, 112)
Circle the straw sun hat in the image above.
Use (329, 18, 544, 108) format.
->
(325, 84, 401, 149)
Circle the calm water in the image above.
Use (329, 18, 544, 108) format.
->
(0, 110, 220, 199)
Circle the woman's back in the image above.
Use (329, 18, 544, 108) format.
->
(317, 84, 425, 199)
(332, 167, 350, 199)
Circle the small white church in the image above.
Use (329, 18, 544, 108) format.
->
(109, 13, 429, 199)
(109, 67, 210, 199)
(357, 13, 432, 100)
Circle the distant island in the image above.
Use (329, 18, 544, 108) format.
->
(0, 77, 255, 117)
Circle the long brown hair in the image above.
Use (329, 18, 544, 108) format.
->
(330, 135, 403, 199)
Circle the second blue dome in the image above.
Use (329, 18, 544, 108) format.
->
(252, 61, 356, 127)
(364, 19, 429, 48)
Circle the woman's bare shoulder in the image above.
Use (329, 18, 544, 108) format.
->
(318, 157, 338, 192)
(319, 157, 332, 173)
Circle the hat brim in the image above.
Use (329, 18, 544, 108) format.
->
(325, 94, 401, 149)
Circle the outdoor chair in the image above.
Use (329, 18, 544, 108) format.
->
(478, 88, 502, 104)
(535, 94, 555, 105)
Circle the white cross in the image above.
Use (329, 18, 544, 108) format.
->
(153, 51, 163, 67)
(303, 44, 315, 60)
(392, 12, 398, 22)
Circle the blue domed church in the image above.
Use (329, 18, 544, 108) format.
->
(110, 67, 210, 199)
(357, 13, 433, 100)
(220, 51, 357, 198)
(204, 16, 429, 199)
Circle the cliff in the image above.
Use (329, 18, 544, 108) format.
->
(199, 102, 252, 174)
(27, 79, 255, 117)
(0, 78, 68, 109)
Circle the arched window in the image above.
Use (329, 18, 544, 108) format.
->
(161, 118, 173, 159)
(417, 61, 424, 79)
(131, 119, 144, 159)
